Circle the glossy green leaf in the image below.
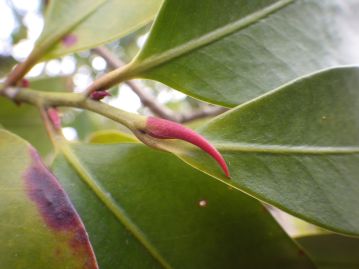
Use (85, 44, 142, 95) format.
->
(297, 234, 359, 269)
(52, 143, 315, 269)
(125, 0, 359, 106)
(175, 67, 359, 235)
(39, 0, 163, 59)
(87, 129, 138, 144)
(0, 130, 98, 269)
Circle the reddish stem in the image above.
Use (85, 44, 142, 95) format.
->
(47, 108, 61, 130)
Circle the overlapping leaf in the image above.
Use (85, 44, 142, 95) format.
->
(297, 234, 359, 269)
(0, 130, 98, 269)
(175, 67, 359, 235)
(123, 0, 359, 106)
(42, 0, 163, 58)
(6, 0, 162, 85)
(52, 143, 314, 269)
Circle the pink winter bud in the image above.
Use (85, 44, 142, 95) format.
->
(90, 91, 111, 101)
(146, 116, 230, 177)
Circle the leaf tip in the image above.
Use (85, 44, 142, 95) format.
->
(24, 148, 98, 269)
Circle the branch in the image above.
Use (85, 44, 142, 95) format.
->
(91, 46, 228, 122)
(179, 106, 227, 123)
(1, 87, 146, 131)
(0, 86, 231, 178)
(91, 47, 178, 121)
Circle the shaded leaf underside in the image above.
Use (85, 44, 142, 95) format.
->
(53, 142, 314, 269)
(175, 67, 359, 236)
(297, 234, 359, 269)
(127, 0, 359, 106)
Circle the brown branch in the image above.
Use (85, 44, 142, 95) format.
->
(179, 106, 228, 123)
(91, 46, 228, 123)
(92, 47, 178, 121)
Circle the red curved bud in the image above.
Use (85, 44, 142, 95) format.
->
(90, 91, 111, 101)
(146, 116, 230, 177)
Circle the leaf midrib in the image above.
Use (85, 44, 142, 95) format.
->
(128, 0, 294, 76)
(214, 142, 359, 154)
(61, 144, 172, 269)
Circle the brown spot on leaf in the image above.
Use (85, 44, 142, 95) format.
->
(62, 34, 77, 47)
(24, 148, 98, 269)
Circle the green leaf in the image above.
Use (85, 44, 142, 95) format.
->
(39, 0, 163, 59)
(0, 130, 98, 269)
(124, 0, 359, 106)
(297, 234, 359, 269)
(52, 143, 315, 269)
(175, 67, 359, 235)
(0, 98, 52, 156)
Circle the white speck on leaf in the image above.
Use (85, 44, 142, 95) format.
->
(198, 200, 207, 207)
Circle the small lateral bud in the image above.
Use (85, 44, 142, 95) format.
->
(145, 116, 230, 177)
(90, 91, 111, 101)
(47, 108, 61, 130)
(20, 79, 30, 88)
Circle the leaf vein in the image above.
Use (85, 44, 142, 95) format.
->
(214, 143, 359, 154)
(131, 0, 294, 76)
(61, 144, 172, 269)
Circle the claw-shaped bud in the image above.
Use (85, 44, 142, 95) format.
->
(139, 116, 230, 177)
